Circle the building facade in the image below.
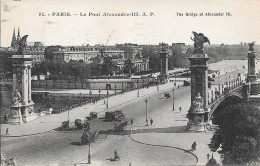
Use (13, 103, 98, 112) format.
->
(53, 46, 125, 64)
(53, 45, 150, 73)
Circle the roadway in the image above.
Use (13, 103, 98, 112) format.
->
(1, 68, 247, 165)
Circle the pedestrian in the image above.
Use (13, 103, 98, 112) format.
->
(114, 150, 119, 160)
(131, 118, 133, 125)
(191, 141, 197, 151)
(150, 118, 153, 125)
(6, 128, 9, 135)
(178, 85, 179, 89)
(179, 106, 182, 112)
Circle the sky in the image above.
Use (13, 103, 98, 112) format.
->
(1, 0, 260, 47)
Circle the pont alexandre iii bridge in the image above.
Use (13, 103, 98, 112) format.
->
(206, 48, 259, 121)
(185, 32, 259, 131)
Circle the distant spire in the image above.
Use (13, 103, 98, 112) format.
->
(17, 27, 21, 41)
(11, 28, 17, 48)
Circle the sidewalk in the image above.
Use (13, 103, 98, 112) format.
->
(0, 82, 181, 137)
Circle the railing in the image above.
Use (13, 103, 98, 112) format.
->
(208, 76, 243, 106)
(208, 83, 244, 117)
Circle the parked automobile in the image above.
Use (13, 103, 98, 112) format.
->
(183, 80, 191, 86)
(86, 112, 98, 120)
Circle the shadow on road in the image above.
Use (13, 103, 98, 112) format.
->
(99, 125, 188, 136)
(71, 142, 82, 146)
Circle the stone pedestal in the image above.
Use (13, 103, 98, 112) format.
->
(159, 49, 169, 83)
(8, 104, 23, 124)
(187, 93, 207, 132)
(247, 51, 257, 82)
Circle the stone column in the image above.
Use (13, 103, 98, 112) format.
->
(12, 67, 17, 94)
(247, 51, 256, 82)
(188, 54, 209, 107)
(22, 66, 28, 105)
(159, 49, 168, 83)
(187, 53, 209, 132)
(165, 55, 168, 75)
(28, 66, 32, 103)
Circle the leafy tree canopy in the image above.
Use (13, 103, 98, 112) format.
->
(209, 102, 260, 165)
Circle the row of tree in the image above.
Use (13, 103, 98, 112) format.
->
(31, 57, 136, 80)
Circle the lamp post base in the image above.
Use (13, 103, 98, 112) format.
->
(88, 153, 91, 164)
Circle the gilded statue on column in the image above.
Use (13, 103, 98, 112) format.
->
(191, 31, 210, 54)
(16, 35, 29, 55)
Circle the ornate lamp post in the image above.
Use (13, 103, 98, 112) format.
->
(88, 143, 91, 164)
(67, 96, 71, 129)
(157, 75, 159, 91)
(145, 99, 148, 126)
(172, 88, 175, 111)
(89, 90, 92, 103)
(175, 73, 177, 86)
(106, 89, 109, 109)
(79, 93, 82, 106)
(137, 80, 139, 97)
(115, 83, 117, 95)
(225, 71, 228, 86)
(121, 82, 124, 94)
(98, 88, 101, 100)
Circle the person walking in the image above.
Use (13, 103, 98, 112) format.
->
(130, 118, 133, 125)
(191, 141, 197, 151)
(114, 150, 119, 160)
(179, 106, 182, 112)
(6, 128, 9, 135)
(150, 118, 153, 125)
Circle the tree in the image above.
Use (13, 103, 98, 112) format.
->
(44, 45, 62, 60)
(141, 46, 160, 72)
(123, 58, 135, 77)
(101, 56, 117, 76)
(208, 103, 260, 165)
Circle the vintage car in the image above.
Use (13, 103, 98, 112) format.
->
(86, 112, 98, 120)
(164, 92, 171, 99)
(183, 80, 191, 86)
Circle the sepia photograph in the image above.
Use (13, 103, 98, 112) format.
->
(0, 0, 260, 165)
